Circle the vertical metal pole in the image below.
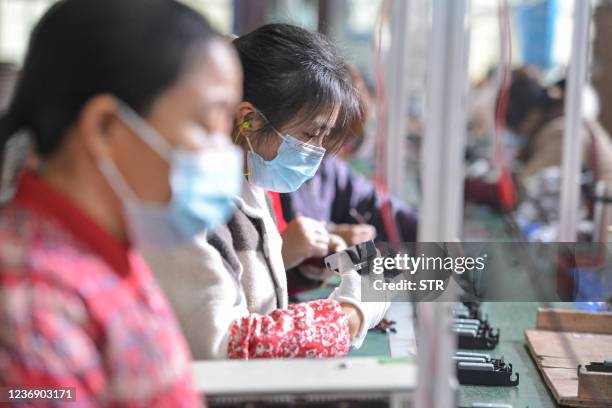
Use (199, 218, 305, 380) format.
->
(317, 0, 331, 35)
(559, 0, 592, 242)
(381, 0, 413, 365)
(232, 0, 267, 36)
(384, 0, 412, 199)
(416, 0, 470, 407)
(419, 0, 470, 242)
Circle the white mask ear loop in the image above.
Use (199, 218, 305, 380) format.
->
(270, 127, 288, 143)
(101, 101, 174, 204)
(245, 125, 287, 156)
(245, 130, 289, 167)
(244, 134, 256, 153)
(98, 157, 139, 202)
(252, 108, 288, 145)
(116, 102, 173, 161)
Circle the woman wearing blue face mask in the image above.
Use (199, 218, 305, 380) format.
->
(147, 23, 390, 360)
(0, 0, 243, 404)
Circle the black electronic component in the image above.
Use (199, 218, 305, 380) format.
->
(454, 317, 500, 350)
(455, 353, 519, 386)
(453, 303, 499, 350)
(324, 240, 378, 276)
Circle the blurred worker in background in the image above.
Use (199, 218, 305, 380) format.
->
(280, 62, 417, 246)
(146, 23, 389, 360)
(503, 68, 612, 239)
(338, 63, 376, 167)
(280, 157, 419, 244)
(507, 68, 612, 183)
(277, 63, 418, 286)
(0, 0, 244, 405)
(465, 67, 612, 220)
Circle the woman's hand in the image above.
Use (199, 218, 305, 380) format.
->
(281, 215, 330, 269)
(332, 223, 376, 246)
(328, 251, 390, 348)
(328, 233, 347, 253)
(339, 303, 364, 339)
(295, 233, 347, 281)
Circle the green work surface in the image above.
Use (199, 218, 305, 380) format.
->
(349, 330, 390, 357)
(354, 302, 563, 407)
(356, 302, 563, 407)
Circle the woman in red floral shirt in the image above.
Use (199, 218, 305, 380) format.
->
(0, 0, 244, 406)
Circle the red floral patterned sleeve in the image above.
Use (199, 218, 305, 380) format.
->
(227, 299, 351, 359)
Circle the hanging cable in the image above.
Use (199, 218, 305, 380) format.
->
(494, 0, 517, 213)
(373, 0, 390, 186)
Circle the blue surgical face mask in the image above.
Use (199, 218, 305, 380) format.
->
(98, 102, 243, 250)
(245, 126, 326, 193)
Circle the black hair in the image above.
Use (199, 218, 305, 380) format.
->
(232, 24, 363, 153)
(0, 0, 218, 157)
(505, 68, 557, 132)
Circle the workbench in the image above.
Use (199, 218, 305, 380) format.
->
(457, 302, 561, 408)
(295, 205, 574, 406)
(298, 287, 561, 407)
(347, 302, 561, 407)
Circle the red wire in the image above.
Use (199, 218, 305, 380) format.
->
(494, 0, 517, 212)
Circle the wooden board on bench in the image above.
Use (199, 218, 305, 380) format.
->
(524, 308, 612, 407)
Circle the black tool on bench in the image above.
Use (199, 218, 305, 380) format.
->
(581, 360, 612, 373)
(371, 318, 397, 334)
(454, 352, 519, 386)
(452, 303, 499, 350)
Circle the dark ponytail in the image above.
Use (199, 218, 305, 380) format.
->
(0, 113, 21, 158)
(3, 0, 217, 158)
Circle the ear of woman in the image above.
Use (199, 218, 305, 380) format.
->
(234, 102, 261, 139)
(75, 95, 124, 161)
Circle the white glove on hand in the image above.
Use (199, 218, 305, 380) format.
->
(327, 251, 390, 349)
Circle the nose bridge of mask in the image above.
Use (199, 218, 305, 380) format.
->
(284, 133, 326, 157)
(246, 125, 326, 161)
(247, 108, 325, 159)
(117, 103, 174, 162)
(266, 121, 325, 158)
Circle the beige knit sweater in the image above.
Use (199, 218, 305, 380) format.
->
(144, 181, 288, 360)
